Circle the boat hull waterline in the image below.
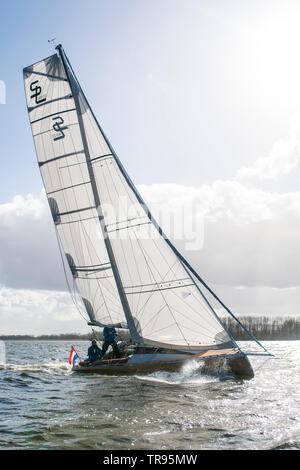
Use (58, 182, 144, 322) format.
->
(72, 349, 254, 380)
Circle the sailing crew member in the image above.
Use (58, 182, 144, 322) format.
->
(88, 339, 102, 362)
(102, 326, 121, 358)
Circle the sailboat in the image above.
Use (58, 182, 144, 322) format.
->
(23, 45, 272, 379)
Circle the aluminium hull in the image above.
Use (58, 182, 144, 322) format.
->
(72, 349, 254, 380)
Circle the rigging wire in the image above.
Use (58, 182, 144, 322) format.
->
(54, 44, 273, 359)
(60, 47, 266, 352)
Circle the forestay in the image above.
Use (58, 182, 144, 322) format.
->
(23, 50, 235, 351)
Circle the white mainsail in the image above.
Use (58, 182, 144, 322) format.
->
(23, 47, 234, 351)
(23, 54, 125, 328)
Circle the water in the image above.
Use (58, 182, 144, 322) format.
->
(0, 340, 299, 450)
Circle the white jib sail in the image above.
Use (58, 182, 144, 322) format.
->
(24, 50, 234, 351)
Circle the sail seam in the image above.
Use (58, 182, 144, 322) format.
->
(76, 275, 113, 280)
(24, 70, 68, 81)
(123, 278, 191, 289)
(58, 215, 99, 225)
(30, 108, 76, 124)
(75, 266, 111, 273)
(47, 180, 90, 195)
(73, 262, 111, 269)
(106, 221, 151, 233)
(57, 205, 96, 217)
(58, 154, 113, 169)
(124, 283, 194, 295)
(88, 154, 113, 164)
(106, 216, 148, 227)
(28, 94, 72, 112)
(39, 150, 85, 167)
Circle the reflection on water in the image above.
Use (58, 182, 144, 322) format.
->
(0, 340, 299, 450)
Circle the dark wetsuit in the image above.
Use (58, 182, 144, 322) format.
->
(102, 327, 121, 358)
(88, 344, 102, 362)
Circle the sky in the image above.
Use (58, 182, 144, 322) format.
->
(1, 0, 300, 334)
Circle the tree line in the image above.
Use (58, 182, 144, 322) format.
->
(0, 333, 92, 341)
(222, 316, 300, 340)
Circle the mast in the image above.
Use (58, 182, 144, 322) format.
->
(62, 51, 267, 353)
(55, 44, 141, 343)
(62, 47, 264, 352)
(57, 45, 267, 353)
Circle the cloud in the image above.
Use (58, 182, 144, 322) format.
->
(1, 177, 300, 330)
(139, 181, 300, 289)
(1, 183, 300, 292)
(213, 284, 300, 318)
(236, 113, 300, 182)
(0, 192, 65, 290)
(140, 179, 300, 223)
(0, 286, 89, 335)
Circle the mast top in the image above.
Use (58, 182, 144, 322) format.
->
(47, 38, 58, 48)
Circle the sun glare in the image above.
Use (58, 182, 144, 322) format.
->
(242, 9, 300, 108)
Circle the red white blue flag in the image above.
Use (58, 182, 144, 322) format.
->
(69, 347, 79, 367)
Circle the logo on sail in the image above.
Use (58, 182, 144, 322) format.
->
(30, 80, 46, 104)
(52, 116, 68, 141)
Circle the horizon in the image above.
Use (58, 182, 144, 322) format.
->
(1, 314, 299, 341)
(1, 0, 300, 335)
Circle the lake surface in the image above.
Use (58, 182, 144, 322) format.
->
(0, 340, 299, 450)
